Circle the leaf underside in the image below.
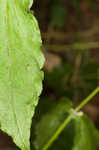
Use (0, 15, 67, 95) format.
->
(0, 0, 44, 150)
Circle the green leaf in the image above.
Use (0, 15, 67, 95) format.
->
(0, 1, 44, 150)
(70, 115, 99, 150)
(33, 99, 99, 150)
(33, 98, 72, 150)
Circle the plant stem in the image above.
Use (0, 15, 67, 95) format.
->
(75, 86, 99, 111)
(42, 86, 99, 150)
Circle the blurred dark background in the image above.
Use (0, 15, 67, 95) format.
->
(1, 0, 99, 149)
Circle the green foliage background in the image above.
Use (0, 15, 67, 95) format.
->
(30, 0, 99, 150)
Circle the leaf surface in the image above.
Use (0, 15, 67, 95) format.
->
(0, 0, 44, 150)
(33, 98, 72, 150)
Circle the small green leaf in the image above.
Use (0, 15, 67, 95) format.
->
(71, 115, 99, 150)
(33, 98, 72, 150)
(0, 1, 44, 150)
